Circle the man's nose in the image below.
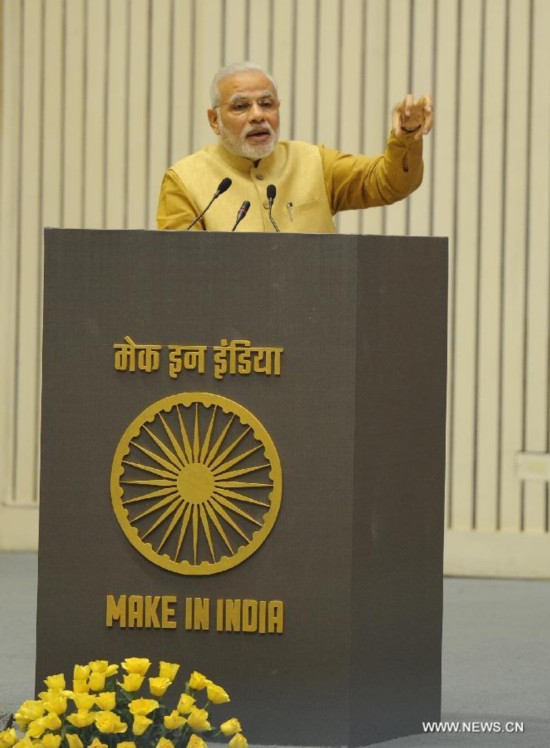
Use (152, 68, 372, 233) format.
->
(248, 102, 265, 120)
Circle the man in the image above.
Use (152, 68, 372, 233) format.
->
(156, 61, 433, 232)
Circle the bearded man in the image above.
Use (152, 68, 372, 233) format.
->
(156, 61, 433, 232)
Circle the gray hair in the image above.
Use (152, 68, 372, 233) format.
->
(209, 61, 278, 108)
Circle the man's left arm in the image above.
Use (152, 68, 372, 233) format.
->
(323, 94, 433, 213)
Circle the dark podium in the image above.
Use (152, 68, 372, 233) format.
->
(38, 229, 447, 747)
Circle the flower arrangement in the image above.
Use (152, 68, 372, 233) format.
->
(0, 658, 248, 748)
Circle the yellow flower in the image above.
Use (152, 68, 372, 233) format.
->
(119, 674, 144, 692)
(122, 658, 151, 676)
(156, 740, 175, 748)
(42, 712, 62, 731)
(132, 716, 152, 736)
(186, 707, 211, 732)
(176, 694, 196, 715)
(66, 711, 96, 728)
(64, 735, 84, 748)
(186, 736, 207, 748)
(95, 711, 128, 735)
(163, 710, 186, 730)
(117, 744, 137, 748)
(72, 679, 90, 694)
(159, 662, 180, 681)
(43, 674, 66, 691)
(88, 672, 106, 692)
(26, 719, 46, 739)
(220, 718, 242, 737)
(89, 660, 108, 673)
(128, 698, 159, 717)
(43, 693, 68, 715)
(73, 665, 91, 680)
(14, 700, 45, 728)
(229, 734, 248, 748)
(38, 735, 62, 748)
(0, 728, 17, 748)
(95, 692, 116, 711)
(11, 739, 34, 748)
(87, 740, 108, 748)
(206, 682, 230, 704)
(149, 677, 171, 697)
(188, 671, 209, 690)
(72, 693, 95, 712)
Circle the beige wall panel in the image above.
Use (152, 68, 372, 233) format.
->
(15, 0, 43, 505)
(127, 0, 151, 228)
(168, 0, 194, 166)
(523, 0, 550, 534)
(62, 0, 85, 227)
(408, 0, 435, 238)
(271, 0, 293, 141)
(431, 0, 458, 527)
(193, 0, 223, 152)
(361, 0, 388, 236)
(316, 0, 340, 150)
(0, 0, 21, 505)
(42, 0, 63, 229)
(222, 0, 247, 65)
(105, 0, 129, 229)
(383, 0, 410, 237)
(499, 0, 530, 532)
(449, 0, 483, 531)
(248, 0, 272, 70)
(338, 0, 363, 236)
(148, 0, 173, 228)
(292, 0, 316, 144)
(445, 530, 550, 579)
(83, 0, 107, 228)
(475, 0, 506, 531)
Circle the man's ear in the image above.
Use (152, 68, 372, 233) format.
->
(208, 108, 220, 135)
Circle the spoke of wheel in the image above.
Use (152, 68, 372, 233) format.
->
(208, 427, 251, 472)
(122, 486, 176, 505)
(199, 406, 218, 464)
(159, 414, 189, 467)
(204, 501, 234, 554)
(204, 414, 236, 467)
(213, 486, 270, 508)
(212, 492, 263, 526)
(192, 505, 200, 564)
(176, 406, 194, 464)
(143, 425, 185, 470)
(209, 499, 250, 543)
(215, 463, 270, 481)
(175, 503, 193, 561)
(212, 443, 263, 476)
(199, 505, 216, 562)
(158, 500, 187, 554)
(130, 440, 180, 475)
(140, 496, 185, 540)
(130, 491, 180, 522)
(122, 459, 177, 480)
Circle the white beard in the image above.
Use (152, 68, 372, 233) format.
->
(218, 119, 279, 161)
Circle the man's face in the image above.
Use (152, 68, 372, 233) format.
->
(208, 71, 280, 160)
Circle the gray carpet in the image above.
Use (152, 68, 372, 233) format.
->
(1, 552, 549, 746)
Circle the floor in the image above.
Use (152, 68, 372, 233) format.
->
(1, 552, 549, 747)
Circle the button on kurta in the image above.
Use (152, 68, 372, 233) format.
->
(255, 173, 265, 180)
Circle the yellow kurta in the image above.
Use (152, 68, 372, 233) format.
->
(156, 132, 423, 233)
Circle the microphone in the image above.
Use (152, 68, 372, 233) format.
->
(186, 177, 232, 230)
(231, 201, 251, 231)
(266, 184, 280, 232)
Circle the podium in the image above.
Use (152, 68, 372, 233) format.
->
(38, 229, 447, 747)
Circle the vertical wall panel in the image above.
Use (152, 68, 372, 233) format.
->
(62, 0, 85, 227)
(247, 0, 271, 70)
(450, 0, 483, 531)
(271, 0, 293, 140)
(83, 0, 107, 228)
(523, 0, 550, 533)
(0, 0, 21, 505)
(292, 0, 316, 144)
(475, 0, 506, 532)
(15, 0, 43, 504)
(126, 0, 150, 227)
(499, 0, 530, 531)
(222, 0, 247, 65)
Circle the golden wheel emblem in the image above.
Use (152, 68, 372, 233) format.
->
(110, 393, 282, 575)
